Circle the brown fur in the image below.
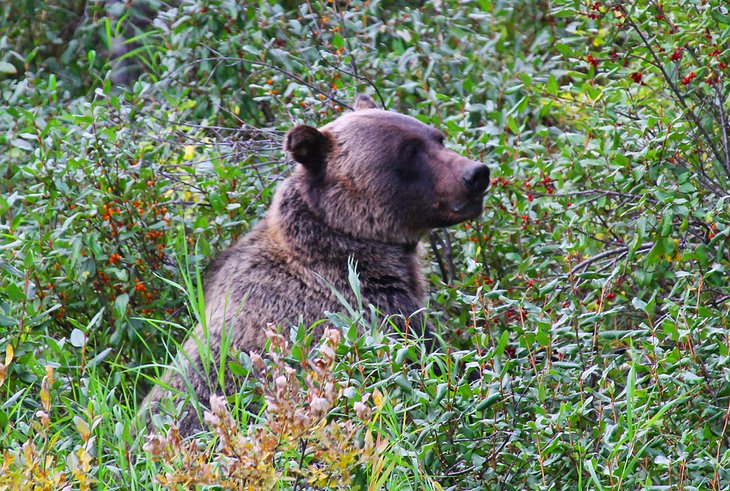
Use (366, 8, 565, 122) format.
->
(141, 95, 490, 434)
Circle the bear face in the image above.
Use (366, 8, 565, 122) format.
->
(284, 96, 490, 246)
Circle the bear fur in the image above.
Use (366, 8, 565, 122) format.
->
(142, 95, 490, 434)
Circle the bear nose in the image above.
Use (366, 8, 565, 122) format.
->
(463, 165, 491, 194)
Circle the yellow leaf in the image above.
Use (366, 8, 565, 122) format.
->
(673, 239, 681, 261)
(78, 448, 92, 471)
(40, 377, 52, 412)
(5, 344, 13, 366)
(45, 365, 54, 385)
(372, 388, 383, 408)
(183, 145, 196, 160)
(74, 416, 91, 442)
(2, 450, 15, 472)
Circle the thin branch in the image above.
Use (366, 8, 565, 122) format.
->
(570, 243, 653, 276)
(157, 52, 353, 111)
(715, 85, 730, 176)
(533, 189, 649, 201)
(626, 15, 727, 175)
(428, 230, 449, 284)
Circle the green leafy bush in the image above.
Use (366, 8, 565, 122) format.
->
(1, 0, 728, 489)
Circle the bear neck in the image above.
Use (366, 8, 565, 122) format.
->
(269, 178, 422, 271)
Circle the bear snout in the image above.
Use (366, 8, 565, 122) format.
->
(462, 164, 491, 195)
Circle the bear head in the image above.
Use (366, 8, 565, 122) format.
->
(284, 94, 490, 245)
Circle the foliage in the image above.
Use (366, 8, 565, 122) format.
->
(0, 0, 728, 489)
(144, 327, 380, 489)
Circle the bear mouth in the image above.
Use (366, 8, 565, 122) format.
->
(435, 196, 484, 225)
(449, 202, 471, 213)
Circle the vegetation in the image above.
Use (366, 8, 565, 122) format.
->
(1, 0, 728, 489)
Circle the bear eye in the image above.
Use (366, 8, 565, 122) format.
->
(400, 140, 421, 161)
(436, 133, 446, 146)
(395, 140, 422, 180)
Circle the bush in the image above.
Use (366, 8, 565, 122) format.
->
(1, 0, 728, 489)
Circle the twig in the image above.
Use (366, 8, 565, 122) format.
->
(155, 53, 353, 111)
(570, 243, 653, 276)
(715, 86, 730, 176)
(626, 15, 726, 176)
(429, 230, 449, 284)
(533, 189, 648, 201)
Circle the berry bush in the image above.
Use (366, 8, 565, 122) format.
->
(1, 0, 728, 489)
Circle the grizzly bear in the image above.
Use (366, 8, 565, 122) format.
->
(142, 94, 490, 434)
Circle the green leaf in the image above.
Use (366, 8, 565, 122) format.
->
(228, 360, 247, 376)
(555, 43, 574, 57)
(547, 73, 558, 95)
(660, 210, 673, 237)
(507, 116, 519, 134)
(70, 328, 86, 348)
(4, 283, 24, 301)
(0, 62, 17, 74)
(495, 330, 509, 356)
(711, 10, 730, 25)
(87, 348, 112, 368)
(631, 297, 647, 311)
(114, 293, 129, 317)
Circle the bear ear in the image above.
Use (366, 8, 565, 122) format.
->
(284, 125, 332, 174)
(354, 94, 377, 111)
